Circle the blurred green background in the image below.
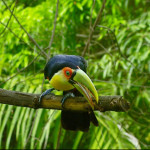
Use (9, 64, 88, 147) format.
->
(0, 0, 150, 149)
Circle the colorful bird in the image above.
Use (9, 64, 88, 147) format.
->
(39, 55, 99, 131)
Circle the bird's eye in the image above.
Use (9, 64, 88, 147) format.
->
(66, 71, 70, 76)
(63, 67, 72, 78)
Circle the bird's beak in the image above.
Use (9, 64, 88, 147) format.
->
(69, 69, 98, 109)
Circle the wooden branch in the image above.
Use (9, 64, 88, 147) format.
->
(0, 88, 130, 112)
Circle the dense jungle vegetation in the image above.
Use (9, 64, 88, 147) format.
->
(0, 0, 150, 149)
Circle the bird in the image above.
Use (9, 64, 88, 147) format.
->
(39, 54, 99, 132)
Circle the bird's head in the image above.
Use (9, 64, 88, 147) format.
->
(46, 67, 98, 109)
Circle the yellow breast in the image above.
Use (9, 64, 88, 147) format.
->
(50, 71, 74, 91)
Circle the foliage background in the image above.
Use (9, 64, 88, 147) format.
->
(0, 0, 150, 149)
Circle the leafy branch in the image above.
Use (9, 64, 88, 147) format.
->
(82, 0, 107, 56)
(2, 0, 48, 58)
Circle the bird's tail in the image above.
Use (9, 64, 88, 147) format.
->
(61, 110, 98, 132)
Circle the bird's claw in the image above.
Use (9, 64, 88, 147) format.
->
(39, 88, 55, 103)
(61, 93, 75, 108)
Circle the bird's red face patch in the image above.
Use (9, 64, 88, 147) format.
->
(62, 67, 73, 79)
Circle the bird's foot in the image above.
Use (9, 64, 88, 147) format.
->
(61, 93, 75, 108)
(39, 88, 55, 103)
